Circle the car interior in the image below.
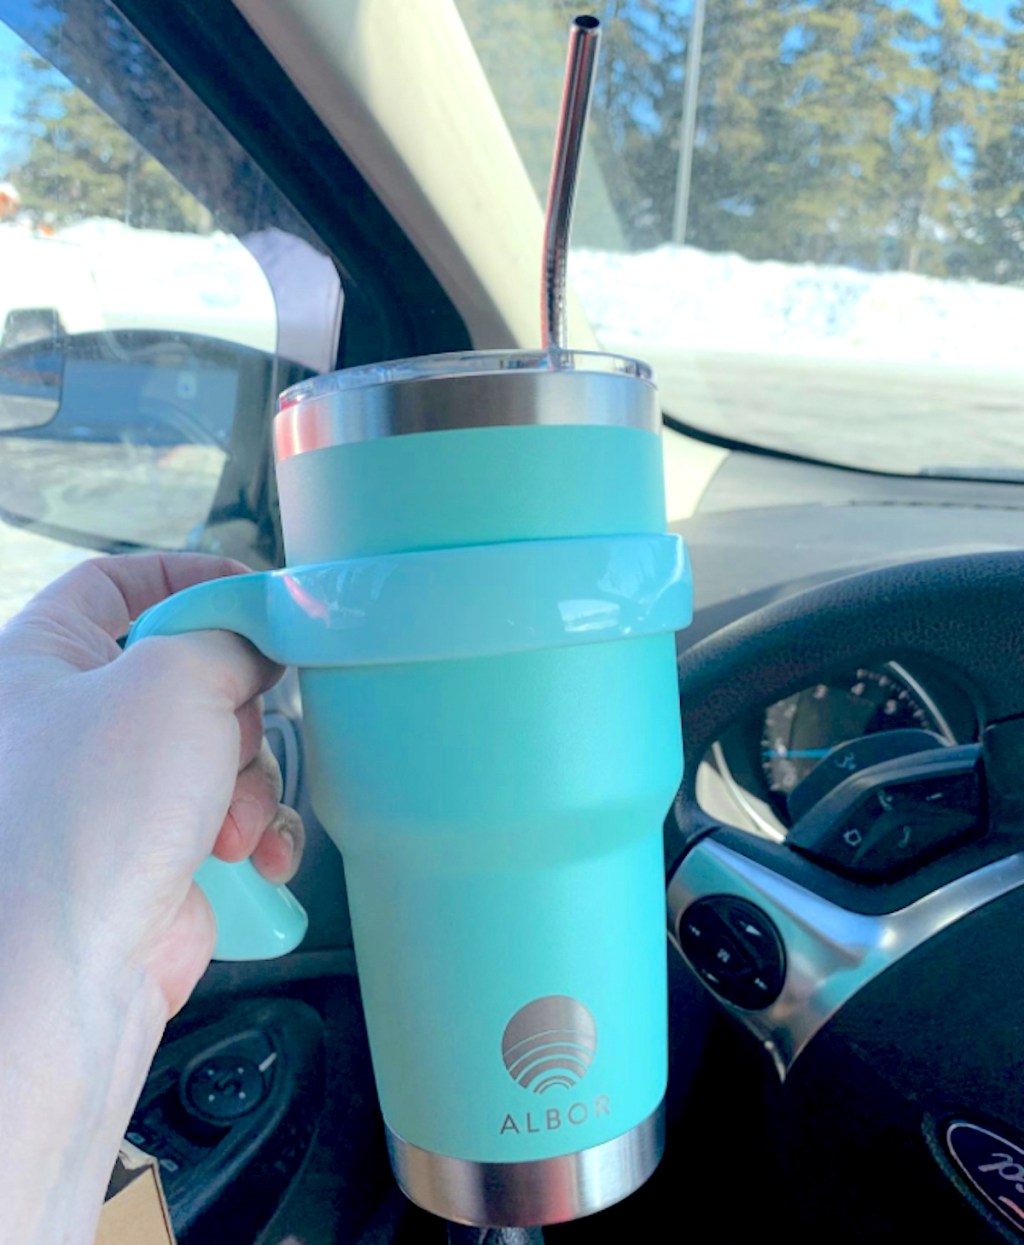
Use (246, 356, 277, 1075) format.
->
(3, 0, 1024, 1242)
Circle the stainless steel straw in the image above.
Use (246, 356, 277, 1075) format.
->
(541, 15, 601, 351)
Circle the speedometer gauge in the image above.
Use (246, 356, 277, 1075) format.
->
(762, 665, 952, 796)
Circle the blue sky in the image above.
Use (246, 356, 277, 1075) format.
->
(0, 19, 56, 175)
(0, 18, 70, 175)
(965, 0, 1018, 18)
(0, 22, 24, 171)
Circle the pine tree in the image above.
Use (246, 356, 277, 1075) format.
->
(776, 0, 922, 268)
(685, 0, 808, 260)
(589, 0, 689, 247)
(963, 2, 1024, 280)
(879, 0, 1000, 275)
(456, 0, 1020, 280)
(456, 0, 626, 248)
(10, 52, 209, 231)
(3, 3, 278, 239)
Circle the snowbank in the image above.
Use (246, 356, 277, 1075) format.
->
(571, 245, 1024, 368)
(0, 219, 276, 352)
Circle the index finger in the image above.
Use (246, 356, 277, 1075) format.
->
(5, 553, 255, 670)
(48, 553, 251, 639)
(120, 629, 283, 715)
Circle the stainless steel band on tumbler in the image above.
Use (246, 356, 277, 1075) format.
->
(386, 1103, 664, 1227)
(273, 349, 660, 461)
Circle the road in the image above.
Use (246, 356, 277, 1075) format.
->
(637, 346, 1024, 477)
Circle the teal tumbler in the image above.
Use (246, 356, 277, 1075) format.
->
(128, 349, 691, 1226)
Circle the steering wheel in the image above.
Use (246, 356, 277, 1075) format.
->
(664, 551, 1024, 1244)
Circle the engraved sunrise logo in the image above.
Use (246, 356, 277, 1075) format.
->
(501, 995, 597, 1094)
(498, 996, 608, 1137)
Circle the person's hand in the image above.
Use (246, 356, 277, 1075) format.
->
(1, 552, 306, 1011)
(0, 553, 305, 1245)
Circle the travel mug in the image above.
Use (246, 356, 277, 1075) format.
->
(128, 347, 691, 1225)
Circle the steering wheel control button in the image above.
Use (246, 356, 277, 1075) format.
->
(183, 1054, 265, 1123)
(944, 1120, 1024, 1236)
(787, 744, 982, 882)
(853, 771, 980, 875)
(678, 897, 785, 1010)
(764, 668, 951, 812)
(786, 728, 946, 825)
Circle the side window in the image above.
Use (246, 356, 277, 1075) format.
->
(0, 0, 344, 622)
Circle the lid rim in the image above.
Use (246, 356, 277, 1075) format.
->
(278, 347, 653, 411)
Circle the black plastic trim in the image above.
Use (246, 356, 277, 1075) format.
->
(133, 999, 324, 1244)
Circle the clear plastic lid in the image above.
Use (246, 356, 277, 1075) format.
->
(277, 348, 652, 412)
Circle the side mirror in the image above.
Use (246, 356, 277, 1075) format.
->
(0, 329, 313, 552)
(0, 337, 63, 431)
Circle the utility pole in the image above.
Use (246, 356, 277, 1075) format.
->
(671, 0, 706, 246)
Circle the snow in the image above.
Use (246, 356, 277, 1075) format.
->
(0, 219, 276, 351)
(570, 245, 1024, 368)
(53, 220, 277, 351)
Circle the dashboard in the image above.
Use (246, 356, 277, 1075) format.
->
(713, 660, 977, 838)
(661, 458, 1024, 1245)
(670, 446, 1024, 842)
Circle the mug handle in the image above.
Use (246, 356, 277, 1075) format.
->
(126, 574, 308, 961)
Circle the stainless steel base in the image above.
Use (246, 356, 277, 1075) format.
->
(386, 1102, 665, 1227)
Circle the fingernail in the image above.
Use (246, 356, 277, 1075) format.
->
(231, 797, 264, 842)
(276, 823, 296, 860)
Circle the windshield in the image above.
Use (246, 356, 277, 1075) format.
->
(457, 0, 1024, 478)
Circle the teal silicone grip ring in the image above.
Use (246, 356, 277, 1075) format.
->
(128, 535, 692, 666)
(191, 858, 308, 961)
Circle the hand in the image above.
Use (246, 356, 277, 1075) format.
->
(0, 553, 305, 1245)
